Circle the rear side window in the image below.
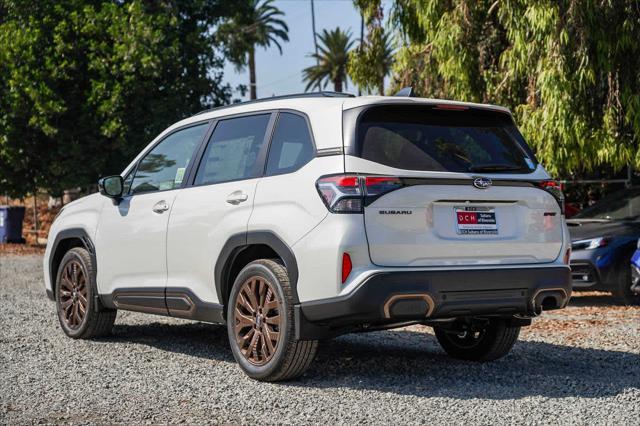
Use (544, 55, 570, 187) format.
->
(266, 113, 314, 175)
(130, 123, 208, 195)
(194, 114, 271, 185)
(357, 106, 537, 174)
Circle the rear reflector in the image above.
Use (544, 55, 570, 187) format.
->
(341, 253, 352, 283)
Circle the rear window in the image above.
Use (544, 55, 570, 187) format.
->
(356, 105, 537, 173)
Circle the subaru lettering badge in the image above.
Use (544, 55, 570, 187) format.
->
(473, 177, 492, 189)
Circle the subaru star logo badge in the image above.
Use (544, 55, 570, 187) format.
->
(473, 177, 492, 189)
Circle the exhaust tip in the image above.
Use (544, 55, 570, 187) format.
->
(383, 293, 435, 319)
(532, 288, 569, 314)
(540, 295, 561, 310)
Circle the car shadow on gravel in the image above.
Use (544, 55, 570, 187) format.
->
(106, 321, 235, 362)
(299, 329, 640, 400)
(105, 321, 638, 400)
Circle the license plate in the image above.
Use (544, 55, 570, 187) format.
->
(455, 206, 498, 235)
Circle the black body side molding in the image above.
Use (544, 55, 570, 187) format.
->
(214, 231, 299, 304)
(101, 287, 224, 324)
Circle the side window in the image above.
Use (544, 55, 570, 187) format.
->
(266, 113, 314, 175)
(194, 114, 271, 186)
(130, 123, 208, 195)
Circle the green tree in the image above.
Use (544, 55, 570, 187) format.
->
(303, 28, 355, 93)
(0, 0, 234, 198)
(384, 0, 640, 176)
(348, 1, 395, 95)
(218, 0, 289, 100)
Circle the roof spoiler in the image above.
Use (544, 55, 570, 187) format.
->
(394, 87, 415, 97)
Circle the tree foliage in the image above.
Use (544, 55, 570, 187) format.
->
(303, 27, 355, 93)
(217, 0, 289, 100)
(0, 0, 233, 197)
(348, 1, 395, 95)
(386, 0, 640, 175)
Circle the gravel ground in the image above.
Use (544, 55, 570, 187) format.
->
(1, 254, 639, 425)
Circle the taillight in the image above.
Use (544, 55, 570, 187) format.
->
(316, 175, 362, 213)
(316, 174, 403, 213)
(363, 176, 402, 195)
(538, 180, 565, 214)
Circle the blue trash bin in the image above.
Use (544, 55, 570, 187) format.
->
(0, 206, 26, 243)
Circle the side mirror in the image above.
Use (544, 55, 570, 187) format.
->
(98, 175, 124, 199)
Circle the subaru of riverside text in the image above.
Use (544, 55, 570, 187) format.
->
(43, 91, 571, 381)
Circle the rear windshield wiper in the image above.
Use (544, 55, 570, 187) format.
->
(468, 163, 527, 172)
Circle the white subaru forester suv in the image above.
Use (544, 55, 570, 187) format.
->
(44, 91, 571, 381)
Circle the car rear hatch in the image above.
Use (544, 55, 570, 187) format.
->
(342, 102, 564, 267)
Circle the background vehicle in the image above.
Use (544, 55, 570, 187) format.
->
(568, 187, 640, 304)
(631, 240, 640, 297)
(43, 92, 572, 381)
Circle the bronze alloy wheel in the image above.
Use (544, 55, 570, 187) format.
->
(233, 276, 282, 366)
(58, 259, 89, 329)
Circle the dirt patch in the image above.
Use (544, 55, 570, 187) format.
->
(0, 243, 46, 256)
(521, 290, 640, 347)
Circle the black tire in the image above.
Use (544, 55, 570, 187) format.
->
(56, 247, 117, 339)
(612, 264, 640, 306)
(227, 259, 318, 381)
(434, 320, 520, 361)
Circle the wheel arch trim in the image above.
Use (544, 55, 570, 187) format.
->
(47, 228, 96, 301)
(215, 231, 299, 306)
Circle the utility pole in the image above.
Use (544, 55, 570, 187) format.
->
(32, 191, 39, 245)
(359, 12, 364, 96)
(310, 0, 321, 92)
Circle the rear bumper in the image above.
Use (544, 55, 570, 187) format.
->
(295, 266, 571, 339)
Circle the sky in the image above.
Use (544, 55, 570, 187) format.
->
(222, 0, 391, 101)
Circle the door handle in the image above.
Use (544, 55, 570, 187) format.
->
(226, 191, 249, 205)
(152, 200, 170, 214)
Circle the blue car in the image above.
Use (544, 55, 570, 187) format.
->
(568, 187, 640, 305)
(632, 242, 640, 297)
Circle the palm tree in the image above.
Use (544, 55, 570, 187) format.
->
(219, 0, 289, 99)
(303, 28, 355, 93)
(372, 31, 395, 95)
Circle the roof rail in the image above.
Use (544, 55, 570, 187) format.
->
(193, 91, 356, 116)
